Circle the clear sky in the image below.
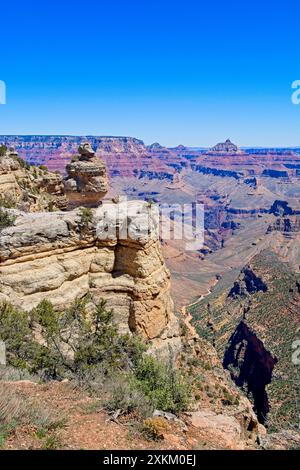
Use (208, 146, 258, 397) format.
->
(0, 0, 299, 147)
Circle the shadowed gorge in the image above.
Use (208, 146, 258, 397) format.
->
(223, 321, 278, 424)
(189, 250, 300, 432)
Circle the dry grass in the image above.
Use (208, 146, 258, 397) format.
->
(0, 382, 66, 448)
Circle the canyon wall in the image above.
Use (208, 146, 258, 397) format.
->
(0, 202, 181, 356)
(190, 250, 300, 429)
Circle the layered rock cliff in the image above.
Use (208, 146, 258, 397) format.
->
(0, 143, 271, 449)
(0, 201, 180, 356)
(65, 142, 108, 208)
(267, 216, 300, 233)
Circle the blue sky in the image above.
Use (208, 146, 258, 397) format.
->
(0, 0, 299, 146)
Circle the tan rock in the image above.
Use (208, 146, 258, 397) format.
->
(0, 202, 180, 356)
(190, 410, 244, 449)
(0, 149, 67, 211)
(65, 144, 108, 208)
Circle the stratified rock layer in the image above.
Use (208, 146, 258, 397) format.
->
(0, 201, 180, 356)
(65, 143, 108, 208)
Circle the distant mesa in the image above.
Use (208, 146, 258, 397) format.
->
(207, 139, 244, 155)
(147, 142, 171, 154)
(173, 144, 187, 151)
(148, 142, 189, 153)
(148, 142, 164, 150)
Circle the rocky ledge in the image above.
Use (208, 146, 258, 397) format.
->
(0, 200, 181, 356)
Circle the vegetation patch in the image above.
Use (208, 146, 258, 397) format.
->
(0, 298, 193, 421)
(0, 208, 16, 229)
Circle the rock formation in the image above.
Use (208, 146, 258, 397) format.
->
(2, 135, 300, 183)
(190, 250, 300, 430)
(267, 216, 300, 234)
(228, 267, 268, 298)
(0, 147, 67, 211)
(64, 142, 108, 208)
(0, 201, 181, 356)
(208, 139, 244, 155)
(269, 200, 294, 216)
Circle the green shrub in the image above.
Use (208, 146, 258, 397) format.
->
(133, 355, 191, 414)
(0, 303, 33, 369)
(0, 298, 145, 381)
(78, 207, 93, 227)
(0, 298, 192, 416)
(39, 164, 48, 172)
(0, 195, 17, 209)
(12, 154, 30, 170)
(41, 434, 62, 450)
(0, 144, 7, 157)
(0, 208, 16, 229)
(103, 374, 152, 418)
(48, 201, 55, 212)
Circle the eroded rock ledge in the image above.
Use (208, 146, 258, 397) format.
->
(0, 201, 181, 356)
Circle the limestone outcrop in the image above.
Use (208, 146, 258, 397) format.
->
(0, 147, 67, 211)
(0, 200, 181, 356)
(65, 142, 108, 208)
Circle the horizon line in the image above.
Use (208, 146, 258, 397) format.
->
(0, 134, 299, 149)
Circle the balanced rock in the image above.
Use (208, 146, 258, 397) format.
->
(65, 142, 109, 208)
(78, 142, 95, 159)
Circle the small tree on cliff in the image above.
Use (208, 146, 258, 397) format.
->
(0, 144, 7, 157)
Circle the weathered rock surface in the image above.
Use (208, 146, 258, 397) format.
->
(0, 201, 180, 356)
(260, 429, 300, 450)
(189, 410, 245, 449)
(267, 216, 300, 233)
(65, 143, 108, 208)
(0, 148, 67, 211)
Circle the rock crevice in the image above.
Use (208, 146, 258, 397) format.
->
(223, 321, 278, 424)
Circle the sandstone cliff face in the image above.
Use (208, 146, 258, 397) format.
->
(0, 201, 180, 356)
(65, 143, 108, 208)
(0, 149, 67, 211)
